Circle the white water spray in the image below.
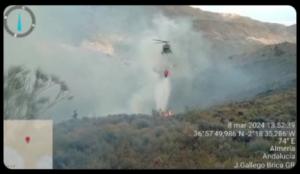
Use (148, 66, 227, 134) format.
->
(155, 77, 171, 111)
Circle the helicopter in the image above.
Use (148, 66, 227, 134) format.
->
(153, 39, 172, 54)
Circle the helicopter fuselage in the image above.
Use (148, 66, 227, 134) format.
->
(162, 43, 172, 54)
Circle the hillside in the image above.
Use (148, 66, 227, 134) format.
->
(154, 6, 296, 58)
(53, 86, 296, 169)
(225, 42, 296, 101)
(157, 6, 295, 44)
(167, 41, 296, 113)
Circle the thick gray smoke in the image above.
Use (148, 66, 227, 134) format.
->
(4, 6, 256, 122)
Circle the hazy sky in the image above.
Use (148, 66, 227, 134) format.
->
(191, 5, 296, 26)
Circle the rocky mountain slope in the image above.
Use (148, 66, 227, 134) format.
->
(155, 6, 296, 58)
(157, 6, 295, 44)
(231, 42, 296, 98)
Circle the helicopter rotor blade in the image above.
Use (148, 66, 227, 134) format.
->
(153, 39, 168, 43)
